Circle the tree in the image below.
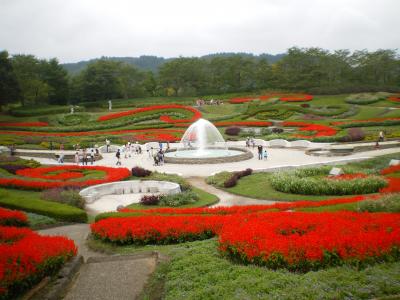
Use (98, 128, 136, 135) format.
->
(0, 51, 20, 108)
(40, 58, 69, 104)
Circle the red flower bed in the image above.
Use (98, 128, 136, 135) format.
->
(91, 215, 225, 244)
(388, 95, 400, 102)
(327, 173, 368, 180)
(282, 121, 337, 138)
(219, 212, 400, 271)
(0, 166, 131, 190)
(97, 104, 202, 123)
(0, 207, 28, 227)
(380, 165, 400, 193)
(280, 94, 313, 102)
(120, 195, 370, 216)
(0, 122, 49, 127)
(133, 131, 182, 142)
(0, 226, 76, 299)
(229, 97, 257, 104)
(0, 128, 184, 138)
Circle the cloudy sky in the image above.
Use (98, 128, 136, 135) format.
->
(1, 0, 399, 63)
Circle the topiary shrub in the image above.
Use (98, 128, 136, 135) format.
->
(358, 194, 400, 212)
(132, 166, 152, 177)
(41, 187, 85, 209)
(159, 191, 199, 206)
(224, 176, 238, 188)
(340, 128, 366, 142)
(140, 195, 160, 205)
(301, 103, 310, 108)
(225, 127, 241, 136)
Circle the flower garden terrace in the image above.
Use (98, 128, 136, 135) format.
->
(0, 92, 399, 151)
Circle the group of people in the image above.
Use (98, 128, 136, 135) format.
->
(257, 145, 268, 160)
(195, 99, 224, 106)
(74, 147, 98, 165)
(115, 142, 143, 166)
(245, 137, 256, 148)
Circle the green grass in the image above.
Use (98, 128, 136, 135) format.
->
(0, 188, 87, 222)
(26, 212, 58, 229)
(221, 173, 348, 201)
(95, 186, 219, 221)
(86, 237, 400, 300)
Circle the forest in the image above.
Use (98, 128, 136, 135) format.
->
(1, 47, 399, 107)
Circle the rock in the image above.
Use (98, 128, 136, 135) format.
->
(389, 159, 400, 166)
(329, 167, 343, 176)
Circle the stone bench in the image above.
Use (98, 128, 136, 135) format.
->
(79, 180, 181, 204)
(269, 139, 291, 148)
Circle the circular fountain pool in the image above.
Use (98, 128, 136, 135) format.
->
(165, 148, 243, 159)
(164, 118, 253, 164)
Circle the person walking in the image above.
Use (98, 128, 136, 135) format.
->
(116, 149, 122, 166)
(58, 153, 64, 164)
(257, 145, 263, 160)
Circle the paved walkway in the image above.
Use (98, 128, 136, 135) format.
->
(38, 224, 157, 300)
(21, 145, 400, 177)
(187, 177, 276, 207)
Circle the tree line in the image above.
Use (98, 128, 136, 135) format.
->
(1, 47, 399, 107)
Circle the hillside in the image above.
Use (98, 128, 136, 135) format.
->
(61, 53, 286, 74)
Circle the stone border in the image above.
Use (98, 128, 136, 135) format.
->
(164, 147, 253, 164)
(79, 180, 181, 204)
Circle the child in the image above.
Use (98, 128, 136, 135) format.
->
(263, 149, 268, 160)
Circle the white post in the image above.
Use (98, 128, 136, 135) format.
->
(108, 100, 112, 111)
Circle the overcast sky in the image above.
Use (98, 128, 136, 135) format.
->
(1, 0, 399, 63)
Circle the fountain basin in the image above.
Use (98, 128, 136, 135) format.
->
(164, 147, 253, 164)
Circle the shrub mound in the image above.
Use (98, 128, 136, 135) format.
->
(269, 168, 387, 196)
(345, 93, 386, 105)
(0, 225, 76, 299)
(131, 166, 152, 177)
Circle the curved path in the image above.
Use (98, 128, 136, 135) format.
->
(186, 177, 277, 207)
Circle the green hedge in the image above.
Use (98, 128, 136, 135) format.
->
(0, 188, 87, 222)
(9, 105, 84, 117)
(358, 194, 400, 212)
(269, 168, 387, 196)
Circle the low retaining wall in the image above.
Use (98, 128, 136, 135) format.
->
(164, 147, 253, 164)
(79, 180, 181, 204)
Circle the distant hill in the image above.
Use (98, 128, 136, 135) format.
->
(62, 53, 286, 74)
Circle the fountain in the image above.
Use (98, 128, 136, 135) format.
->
(164, 119, 253, 164)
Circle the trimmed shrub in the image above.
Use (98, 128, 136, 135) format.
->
(41, 187, 85, 209)
(358, 194, 400, 212)
(225, 127, 241, 136)
(340, 128, 366, 142)
(301, 103, 310, 108)
(224, 176, 238, 188)
(206, 171, 232, 187)
(159, 191, 199, 207)
(270, 168, 387, 196)
(140, 195, 161, 205)
(131, 166, 152, 177)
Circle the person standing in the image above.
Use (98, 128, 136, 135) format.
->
(257, 145, 263, 160)
(379, 131, 384, 142)
(106, 139, 110, 153)
(82, 148, 88, 165)
(116, 149, 121, 166)
(74, 151, 79, 165)
(90, 149, 95, 165)
(263, 148, 268, 160)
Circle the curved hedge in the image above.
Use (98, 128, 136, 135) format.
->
(269, 168, 387, 196)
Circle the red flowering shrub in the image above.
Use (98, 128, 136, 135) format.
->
(0, 166, 131, 190)
(380, 165, 400, 193)
(282, 121, 337, 138)
(219, 212, 400, 271)
(328, 173, 368, 180)
(0, 226, 76, 299)
(331, 117, 400, 126)
(0, 207, 28, 227)
(97, 104, 202, 123)
(91, 215, 224, 244)
(0, 122, 49, 127)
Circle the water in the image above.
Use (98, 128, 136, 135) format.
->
(165, 149, 243, 159)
